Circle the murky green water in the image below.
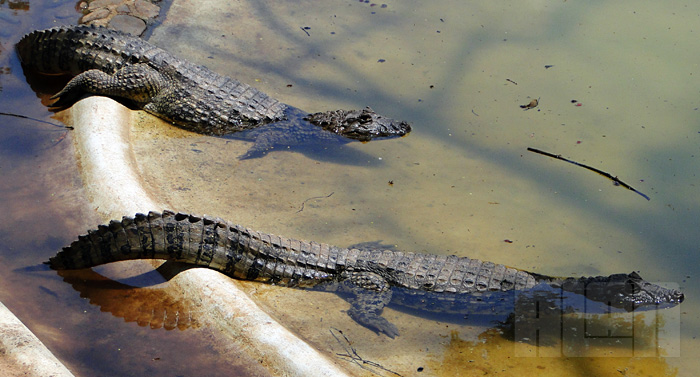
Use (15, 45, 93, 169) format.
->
(1, 0, 698, 376)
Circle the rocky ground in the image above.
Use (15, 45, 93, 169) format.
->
(77, 0, 161, 36)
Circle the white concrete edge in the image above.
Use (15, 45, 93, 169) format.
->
(0, 301, 75, 377)
(71, 96, 161, 215)
(70, 96, 350, 377)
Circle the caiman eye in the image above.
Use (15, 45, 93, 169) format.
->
(625, 280, 641, 294)
(358, 114, 372, 123)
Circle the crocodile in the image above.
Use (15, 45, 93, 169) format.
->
(48, 211, 684, 338)
(15, 25, 411, 159)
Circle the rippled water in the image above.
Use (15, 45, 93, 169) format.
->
(1, 0, 698, 376)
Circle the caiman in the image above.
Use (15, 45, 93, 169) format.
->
(48, 211, 685, 338)
(16, 25, 411, 159)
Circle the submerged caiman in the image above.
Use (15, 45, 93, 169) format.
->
(48, 211, 684, 338)
(16, 25, 411, 159)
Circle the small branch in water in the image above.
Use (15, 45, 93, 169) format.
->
(527, 147, 650, 201)
(296, 191, 334, 213)
(0, 112, 68, 129)
(330, 328, 403, 377)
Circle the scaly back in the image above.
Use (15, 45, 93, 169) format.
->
(16, 25, 158, 75)
(48, 211, 540, 294)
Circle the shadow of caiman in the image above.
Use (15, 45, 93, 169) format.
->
(47, 211, 684, 339)
(16, 25, 411, 160)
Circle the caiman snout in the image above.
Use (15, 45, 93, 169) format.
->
(671, 290, 684, 304)
(306, 106, 412, 141)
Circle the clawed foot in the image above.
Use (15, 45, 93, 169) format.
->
(347, 308, 400, 338)
(49, 92, 78, 109)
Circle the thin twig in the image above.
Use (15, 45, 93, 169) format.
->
(296, 192, 334, 213)
(330, 328, 403, 377)
(527, 147, 650, 201)
(0, 112, 68, 129)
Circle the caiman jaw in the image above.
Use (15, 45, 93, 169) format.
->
(306, 107, 412, 141)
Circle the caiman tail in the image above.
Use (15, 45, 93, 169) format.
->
(48, 211, 337, 287)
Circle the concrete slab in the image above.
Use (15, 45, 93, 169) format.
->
(0, 301, 74, 377)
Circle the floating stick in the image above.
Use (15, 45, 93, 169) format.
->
(527, 147, 650, 201)
(0, 111, 66, 128)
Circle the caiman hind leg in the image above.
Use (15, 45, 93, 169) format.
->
(340, 271, 399, 338)
(50, 63, 166, 108)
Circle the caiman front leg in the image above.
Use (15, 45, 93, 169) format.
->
(340, 271, 399, 338)
(50, 63, 166, 108)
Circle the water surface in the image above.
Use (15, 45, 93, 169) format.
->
(0, 0, 698, 376)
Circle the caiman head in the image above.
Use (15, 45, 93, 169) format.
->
(305, 107, 411, 141)
(559, 271, 684, 312)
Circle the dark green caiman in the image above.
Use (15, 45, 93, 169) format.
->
(48, 211, 684, 338)
(16, 25, 411, 159)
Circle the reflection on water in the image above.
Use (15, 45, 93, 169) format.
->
(57, 266, 202, 331)
(0, 0, 30, 12)
(0, 40, 7, 93)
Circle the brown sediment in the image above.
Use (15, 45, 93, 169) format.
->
(427, 318, 678, 377)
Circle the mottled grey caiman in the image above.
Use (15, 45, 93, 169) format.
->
(16, 25, 411, 159)
(48, 211, 684, 338)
